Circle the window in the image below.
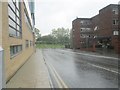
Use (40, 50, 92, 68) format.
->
(10, 45, 22, 57)
(24, 9, 32, 30)
(80, 34, 85, 38)
(112, 8, 118, 14)
(113, 19, 118, 25)
(26, 40, 29, 48)
(80, 21, 84, 24)
(80, 20, 91, 25)
(81, 29, 83, 32)
(113, 31, 119, 35)
(8, 0, 22, 38)
(80, 28, 91, 32)
(94, 26, 99, 31)
(30, 41, 32, 46)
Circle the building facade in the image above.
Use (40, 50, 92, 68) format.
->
(1, 0, 35, 82)
(98, 4, 119, 53)
(71, 4, 120, 53)
(72, 18, 94, 51)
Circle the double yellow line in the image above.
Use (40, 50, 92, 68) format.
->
(47, 63, 68, 88)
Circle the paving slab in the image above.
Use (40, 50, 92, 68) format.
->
(6, 49, 51, 88)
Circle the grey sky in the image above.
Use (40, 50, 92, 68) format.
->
(35, 0, 119, 36)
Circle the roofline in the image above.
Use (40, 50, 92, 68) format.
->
(72, 4, 118, 22)
(72, 18, 91, 22)
(99, 4, 118, 12)
(91, 14, 99, 19)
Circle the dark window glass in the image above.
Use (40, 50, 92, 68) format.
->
(9, 26, 16, 36)
(10, 45, 22, 57)
(26, 40, 29, 48)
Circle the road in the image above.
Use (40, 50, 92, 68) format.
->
(42, 49, 118, 88)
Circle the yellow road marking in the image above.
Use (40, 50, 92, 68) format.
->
(47, 63, 68, 88)
(47, 63, 62, 88)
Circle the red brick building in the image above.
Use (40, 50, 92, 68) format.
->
(72, 18, 94, 50)
(71, 4, 120, 53)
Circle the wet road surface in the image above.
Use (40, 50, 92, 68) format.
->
(42, 49, 118, 88)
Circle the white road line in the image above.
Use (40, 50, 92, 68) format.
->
(88, 63, 119, 74)
(61, 50, 118, 60)
(76, 52, 118, 60)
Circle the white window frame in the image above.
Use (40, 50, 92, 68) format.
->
(113, 19, 118, 25)
(113, 30, 119, 35)
(112, 8, 118, 14)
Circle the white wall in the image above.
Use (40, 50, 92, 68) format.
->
(0, 47, 5, 89)
(0, 47, 4, 89)
(0, 48, 2, 89)
(0, 1, 2, 46)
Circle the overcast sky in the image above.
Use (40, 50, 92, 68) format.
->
(35, 0, 119, 36)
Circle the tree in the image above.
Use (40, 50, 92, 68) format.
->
(36, 27, 70, 45)
(34, 28, 41, 40)
(36, 34, 56, 44)
(51, 27, 70, 45)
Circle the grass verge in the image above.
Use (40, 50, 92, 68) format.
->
(36, 44, 65, 49)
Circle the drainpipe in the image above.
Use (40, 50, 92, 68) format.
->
(0, 47, 6, 89)
(118, 1, 120, 38)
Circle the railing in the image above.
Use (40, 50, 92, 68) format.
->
(0, 47, 5, 89)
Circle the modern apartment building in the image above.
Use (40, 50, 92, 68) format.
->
(0, 0, 35, 82)
(71, 4, 120, 53)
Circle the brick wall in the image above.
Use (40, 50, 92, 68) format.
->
(2, 2, 35, 81)
(72, 18, 94, 50)
(99, 5, 119, 53)
(72, 18, 81, 49)
(72, 4, 119, 53)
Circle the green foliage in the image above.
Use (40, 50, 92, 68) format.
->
(36, 27, 70, 45)
(51, 27, 70, 44)
(36, 44, 64, 49)
(36, 34, 56, 44)
(34, 28, 41, 39)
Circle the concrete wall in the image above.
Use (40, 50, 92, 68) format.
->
(2, 2, 35, 81)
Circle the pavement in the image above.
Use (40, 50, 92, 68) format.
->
(6, 49, 51, 88)
(66, 49, 119, 58)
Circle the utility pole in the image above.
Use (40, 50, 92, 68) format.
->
(0, 47, 6, 89)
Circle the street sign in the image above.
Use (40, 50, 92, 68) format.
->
(0, 47, 5, 89)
